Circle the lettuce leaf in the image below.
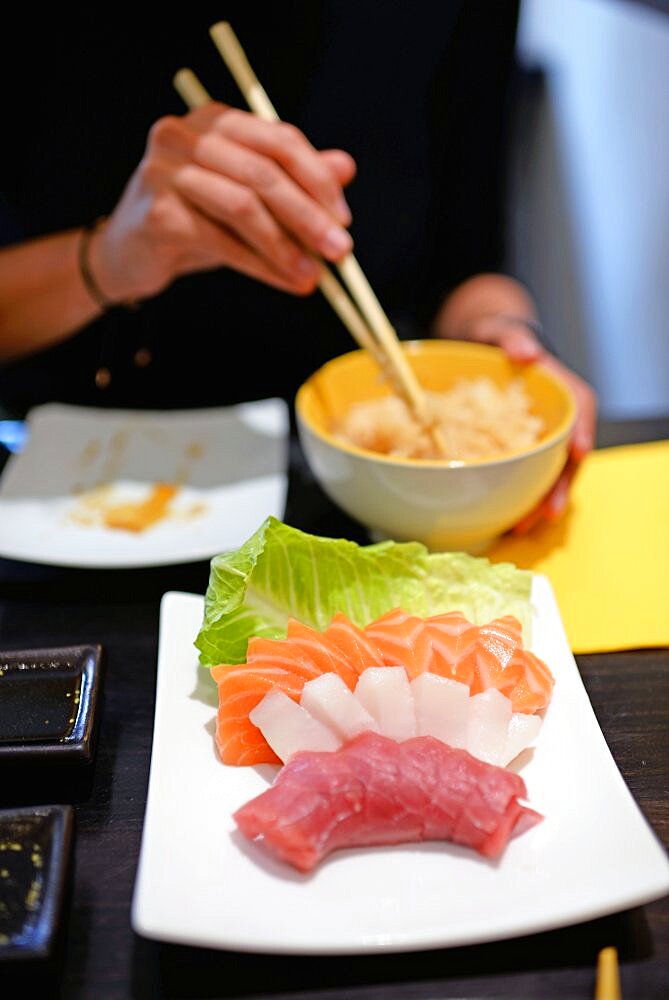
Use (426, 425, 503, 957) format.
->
(195, 517, 533, 668)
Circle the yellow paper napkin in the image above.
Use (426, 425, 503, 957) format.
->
(487, 440, 669, 654)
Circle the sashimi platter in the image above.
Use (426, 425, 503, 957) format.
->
(132, 516, 669, 953)
(219, 610, 548, 870)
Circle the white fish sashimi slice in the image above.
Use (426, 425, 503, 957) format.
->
(249, 689, 341, 764)
(503, 712, 543, 766)
(411, 673, 470, 748)
(466, 688, 513, 766)
(300, 673, 379, 740)
(354, 666, 416, 741)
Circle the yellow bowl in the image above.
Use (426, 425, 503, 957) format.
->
(295, 339, 576, 553)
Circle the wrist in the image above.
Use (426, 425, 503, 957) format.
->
(79, 218, 140, 310)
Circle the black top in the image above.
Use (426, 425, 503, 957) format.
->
(0, 1, 519, 414)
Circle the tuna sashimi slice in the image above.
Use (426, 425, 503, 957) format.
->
(233, 732, 542, 872)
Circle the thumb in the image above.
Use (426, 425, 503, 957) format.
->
(469, 317, 544, 363)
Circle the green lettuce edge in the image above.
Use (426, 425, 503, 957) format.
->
(195, 517, 533, 668)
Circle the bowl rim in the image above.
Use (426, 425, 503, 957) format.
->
(295, 340, 578, 470)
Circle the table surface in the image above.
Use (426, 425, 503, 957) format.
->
(0, 416, 667, 1000)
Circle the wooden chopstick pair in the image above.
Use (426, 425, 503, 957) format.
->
(173, 22, 446, 454)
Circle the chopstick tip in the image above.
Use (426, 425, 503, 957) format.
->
(595, 946, 621, 1000)
(172, 68, 212, 110)
(209, 20, 231, 38)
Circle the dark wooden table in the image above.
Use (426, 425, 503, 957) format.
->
(1, 418, 667, 999)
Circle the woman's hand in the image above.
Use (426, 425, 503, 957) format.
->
(464, 314, 596, 533)
(88, 103, 357, 304)
(433, 274, 598, 533)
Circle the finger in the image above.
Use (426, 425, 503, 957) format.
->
(541, 463, 575, 520)
(194, 135, 352, 260)
(172, 163, 321, 288)
(163, 121, 353, 262)
(510, 486, 560, 537)
(511, 507, 542, 536)
(495, 327, 543, 363)
(461, 309, 598, 460)
(510, 459, 575, 536)
(568, 381, 597, 460)
(464, 317, 543, 363)
(537, 355, 597, 459)
(320, 148, 357, 186)
(212, 110, 353, 227)
(510, 502, 545, 536)
(180, 206, 320, 295)
(184, 107, 357, 199)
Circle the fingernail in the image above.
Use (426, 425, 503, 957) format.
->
(295, 255, 320, 278)
(572, 428, 594, 458)
(517, 341, 542, 361)
(321, 227, 353, 258)
(511, 516, 534, 536)
(545, 483, 569, 518)
(504, 334, 542, 362)
(335, 194, 352, 225)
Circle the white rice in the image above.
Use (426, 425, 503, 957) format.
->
(334, 377, 544, 461)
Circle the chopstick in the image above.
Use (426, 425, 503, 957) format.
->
(595, 947, 622, 1000)
(173, 67, 212, 109)
(205, 21, 446, 449)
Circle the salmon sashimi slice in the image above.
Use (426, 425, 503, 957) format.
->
(364, 609, 431, 678)
(502, 648, 556, 714)
(420, 613, 480, 687)
(285, 619, 360, 689)
(471, 618, 524, 699)
(246, 637, 323, 683)
(211, 609, 554, 765)
(471, 616, 554, 712)
(324, 613, 387, 673)
(366, 610, 481, 689)
(211, 664, 305, 765)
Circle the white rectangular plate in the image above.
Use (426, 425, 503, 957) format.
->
(132, 581, 669, 954)
(0, 400, 288, 568)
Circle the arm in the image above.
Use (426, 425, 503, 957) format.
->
(0, 103, 356, 365)
(433, 272, 598, 531)
(0, 230, 102, 363)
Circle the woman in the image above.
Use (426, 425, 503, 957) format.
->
(0, 3, 595, 528)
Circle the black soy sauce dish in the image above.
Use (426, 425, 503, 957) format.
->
(0, 645, 103, 764)
(0, 804, 74, 960)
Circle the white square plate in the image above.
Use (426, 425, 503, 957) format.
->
(131, 581, 669, 954)
(0, 401, 288, 568)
